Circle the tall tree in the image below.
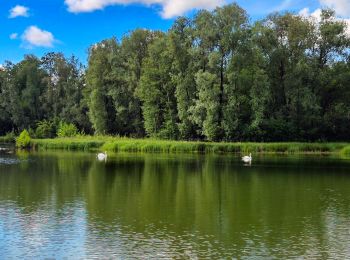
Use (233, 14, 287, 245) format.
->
(41, 53, 89, 131)
(120, 29, 159, 136)
(138, 34, 178, 139)
(168, 17, 198, 139)
(192, 4, 249, 140)
(6, 55, 46, 131)
(0, 63, 14, 134)
(86, 39, 118, 134)
(190, 70, 221, 141)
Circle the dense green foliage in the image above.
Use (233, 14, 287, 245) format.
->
(0, 53, 89, 136)
(16, 129, 31, 148)
(57, 122, 79, 137)
(1, 5, 349, 142)
(35, 119, 58, 138)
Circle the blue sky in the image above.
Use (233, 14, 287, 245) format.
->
(1, 0, 349, 65)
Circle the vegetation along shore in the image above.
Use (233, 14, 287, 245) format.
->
(2, 131, 350, 155)
(28, 137, 350, 155)
(1, 4, 350, 153)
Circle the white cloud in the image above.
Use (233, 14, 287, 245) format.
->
(161, 0, 225, 18)
(319, 0, 350, 17)
(299, 8, 350, 35)
(299, 8, 322, 22)
(9, 5, 29, 18)
(65, 0, 226, 18)
(9, 33, 18, 40)
(22, 26, 55, 48)
(343, 18, 350, 35)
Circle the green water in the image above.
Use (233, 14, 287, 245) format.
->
(0, 149, 350, 258)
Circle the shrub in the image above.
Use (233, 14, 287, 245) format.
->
(35, 120, 57, 138)
(16, 129, 31, 149)
(28, 128, 36, 139)
(57, 122, 78, 137)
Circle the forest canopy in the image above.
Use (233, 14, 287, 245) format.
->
(1, 4, 349, 141)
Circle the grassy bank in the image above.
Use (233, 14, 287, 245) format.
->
(30, 137, 350, 155)
(31, 136, 107, 151)
(0, 132, 16, 143)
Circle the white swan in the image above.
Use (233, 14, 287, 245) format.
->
(97, 151, 107, 161)
(242, 153, 252, 163)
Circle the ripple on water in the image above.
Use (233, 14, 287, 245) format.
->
(0, 158, 21, 165)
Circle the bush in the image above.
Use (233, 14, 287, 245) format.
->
(28, 128, 36, 139)
(16, 129, 31, 149)
(35, 120, 57, 138)
(57, 122, 78, 137)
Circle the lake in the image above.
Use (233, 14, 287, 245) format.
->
(0, 149, 350, 258)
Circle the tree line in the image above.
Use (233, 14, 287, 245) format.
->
(1, 4, 350, 141)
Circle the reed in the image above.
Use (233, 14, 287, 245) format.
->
(31, 137, 105, 151)
(29, 136, 348, 155)
(0, 132, 16, 143)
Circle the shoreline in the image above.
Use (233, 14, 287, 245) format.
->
(24, 137, 350, 155)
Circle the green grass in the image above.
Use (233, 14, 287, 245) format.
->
(31, 136, 106, 151)
(340, 145, 350, 157)
(0, 132, 16, 143)
(29, 136, 349, 155)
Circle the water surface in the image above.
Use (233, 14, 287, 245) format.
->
(0, 149, 350, 258)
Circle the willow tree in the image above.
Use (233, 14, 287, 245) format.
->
(86, 39, 118, 135)
(120, 29, 159, 136)
(168, 17, 198, 139)
(138, 34, 178, 139)
(314, 10, 350, 139)
(191, 4, 249, 140)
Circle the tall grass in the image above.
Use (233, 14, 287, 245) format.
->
(32, 137, 106, 151)
(30, 136, 349, 155)
(0, 132, 16, 143)
(340, 146, 350, 157)
(106, 141, 347, 154)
